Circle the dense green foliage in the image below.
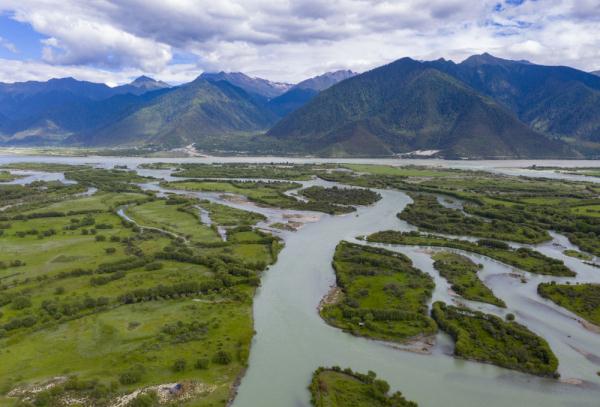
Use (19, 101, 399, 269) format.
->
(400, 194, 548, 243)
(300, 186, 381, 206)
(320, 242, 436, 342)
(310, 367, 417, 407)
(431, 302, 559, 377)
(432, 252, 505, 307)
(367, 231, 574, 277)
(538, 283, 600, 326)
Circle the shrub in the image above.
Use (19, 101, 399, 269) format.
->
(11, 296, 32, 310)
(194, 358, 209, 369)
(119, 365, 145, 385)
(172, 359, 186, 372)
(212, 350, 232, 365)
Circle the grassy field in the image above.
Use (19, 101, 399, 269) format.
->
(310, 367, 417, 407)
(367, 231, 574, 277)
(432, 252, 505, 307)
(320, 242, 436, 343)
(0, 173, 281, 406)
(537, 283, 600, 326)
(125, 200, 221, 244)
(431, 302, 559, 377)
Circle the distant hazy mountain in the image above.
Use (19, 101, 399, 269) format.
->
(293, 70, 356, 91)
(591, 70, 600, 77)
(113, 76, 170, 95)
(267, 70, 357, 117)
(0, 77, 172, 145)
(266, 57, 575, 158)
(427, 53, 600, 144)
(0, 57, 597, 157)
(200, 72, 292, 100)
(74, 78, 278, 147)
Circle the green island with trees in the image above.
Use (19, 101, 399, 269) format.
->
(320, 241, 437, 343)
(431, 302, 559, 377)
(431, 251, 505, 307)
(399, 194, 549, 243)
(367, 231, 574, 277)
(310, 367, 417, 407)
(537, 283, 600, 327)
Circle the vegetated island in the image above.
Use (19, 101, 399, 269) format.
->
(367, 231, 575, 277)
(432, 251, 505, 307)
(320, 241, 437, 343)
(431, 302, 559, 377)
(399, 194, 550, 244)
(538, 282, 600, 328)
(310, 366, 418, 407)
(161, 180, 380, 215)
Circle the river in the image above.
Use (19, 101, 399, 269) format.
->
(2, 155, 600, 406)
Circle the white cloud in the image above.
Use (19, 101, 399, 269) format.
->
(1, 0, 600, 83)
(0, 36, 17, 53)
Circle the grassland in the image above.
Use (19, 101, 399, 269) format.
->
(431, 302, 559, 377)
(0, 170, 281, 406)
(367, 231, 574, 277)
(320, 242, 436, 343)
(310, 367, 417, 407)
(537, 283, 600, 326)
(432, 252, 505, 307)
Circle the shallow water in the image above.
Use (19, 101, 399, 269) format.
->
(2, 155, 600, 406)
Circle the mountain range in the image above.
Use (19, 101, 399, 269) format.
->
(0, 55, 598, 158)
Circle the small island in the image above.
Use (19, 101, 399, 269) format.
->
(538, 282, 600, 327)
(431, 302, 559, 377)
(320, 241, 436, 343)
(310, 367, 418, 407)
(432, 251, 505, 307)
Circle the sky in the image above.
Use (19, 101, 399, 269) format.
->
(0, 0, 599, 86)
